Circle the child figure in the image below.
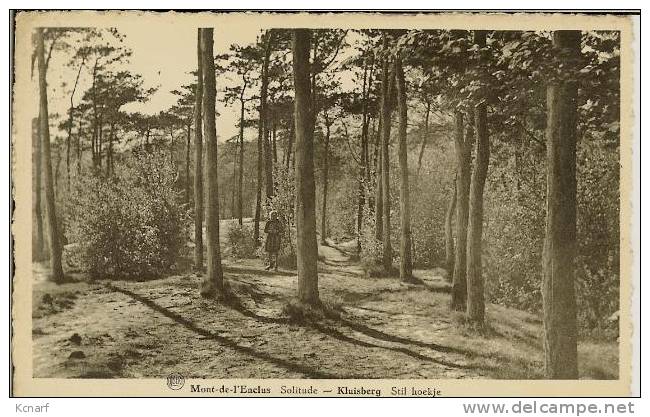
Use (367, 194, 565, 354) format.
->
(264, 211, 281, 271)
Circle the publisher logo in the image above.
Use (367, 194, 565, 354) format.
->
(166, 373, 185, 390)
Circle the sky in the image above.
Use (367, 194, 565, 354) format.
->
(42, 22, 264, 142)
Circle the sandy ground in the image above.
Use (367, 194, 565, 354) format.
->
(30, 224, 618, 380)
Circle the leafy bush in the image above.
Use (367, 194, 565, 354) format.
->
(65, 153, 187, 279)
(226, 223, 256, 259)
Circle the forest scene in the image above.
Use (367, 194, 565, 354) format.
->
(28, 21, 621, 381)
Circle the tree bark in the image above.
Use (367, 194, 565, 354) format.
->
(374, 116, 383, 243)
(416, 100, 431, 176)
(466, 30, 490, 323)
(91, 59, 99, 169)
(106, 122, 115, 177)
(356, 59, 370, 253)
(380, 45, 395, 273)
(320, 113, 331, 245)
(285, 122, 295, 170)
(254, 31, 274, 244)
(230, 147, 236, 219)
(465, 107, 489, 321)
(451, 111, 472, 311)
(395, 58, 413, 282)
(292, 29, 320, 305)
(199, 28, 224, 297)
(185, 121, 191, 206)
(262, 32, 274, 201)
(76, 116, 83, 175)
(193, 29, 204, 271)
(36, 28, 64, 283)
(33, 117, 45, 261)
(444, 173, 457, 281)
(542, 30, 580, 379)
(237, 87, 246, 225)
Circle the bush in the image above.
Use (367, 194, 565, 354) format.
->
(226, 223, 256, 259)
(65, 153, 187, 279)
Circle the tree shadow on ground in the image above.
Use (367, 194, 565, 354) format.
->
(105, 282, 351, 379)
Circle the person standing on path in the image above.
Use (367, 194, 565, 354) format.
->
(264, 211, 281, 271)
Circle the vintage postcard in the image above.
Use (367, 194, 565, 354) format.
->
(11, 10, 639, 397)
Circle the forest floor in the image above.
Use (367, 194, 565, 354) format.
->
(31, 219, 618, 380)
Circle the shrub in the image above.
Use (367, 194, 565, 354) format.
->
(65, 153, 187, 279)
(226, 223, 256, 259)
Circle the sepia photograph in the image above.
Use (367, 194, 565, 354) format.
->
(10, 10, 638, 397)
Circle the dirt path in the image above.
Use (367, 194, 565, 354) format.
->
(31, 238, 618, 380)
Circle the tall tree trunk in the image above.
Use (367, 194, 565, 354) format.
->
(237, 92, 246, 225)
(76, 116, 83, 175)
(292, 29, 319, 305)
(380, 43, 395, 273)
(97, 115, 103, 168)
(466, 30, 490, 323)
(451, 111, 472, 311)
(262, 32, 274, 201)
(36, 28, 64, 283)
(264, 128, 273, 199)
(33, 117, 45, 261)
(91, 60, 99, 169)
(374, 115, 383, 243)
(199, 28, 224, 297)
(193, 29, 205, 271)
(231, 147, 237, 219)
(542, 30, 580, 379)
(320, 115, 331, 245)
(254, 31, 274, 244)
(66, 60, 84, 190)
(444, 173, 457, 281)
(272, 121, 278, 164)
(395, 57, 413, 282)
(106, 122, 115, 177)
(356, 59, 370, 253)
(285, 122, 295, 169)
(417, 100, 431, 176)
(185, 121, 191, 206)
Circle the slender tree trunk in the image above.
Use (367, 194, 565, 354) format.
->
(374, 115, 383, 243)
(417, 100, 431, 176)
(261, 32, 274, 201)
(185, 121, 191, 206)
(380, 45, 395, 273)
(395, 58, 413, 282)
(254, 31, 274, 244)
(272, 121, 278, 164)
(356, 59, 370, 253)
(466, 30, 490, 323)
(106, 122, 115, 177)
(199, 28, 224, 297)
(451, 111, 472, 311)
(542, 30, 580, 379)
(33, 117, 45, 261)
(66, 60, 84, 190)
(444, 173, 457, 281)
(292, 29, 319, 305)
(37, 28, 64, 283)
(91, 60, 99, 169)
(193, 29, 205, 271)
(231, 147, 237, 219)
(97, 115, 103, 168)
(320, 116, 330, 245)
(237, 94, 245, 225)
(285, 122, 295, 170)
